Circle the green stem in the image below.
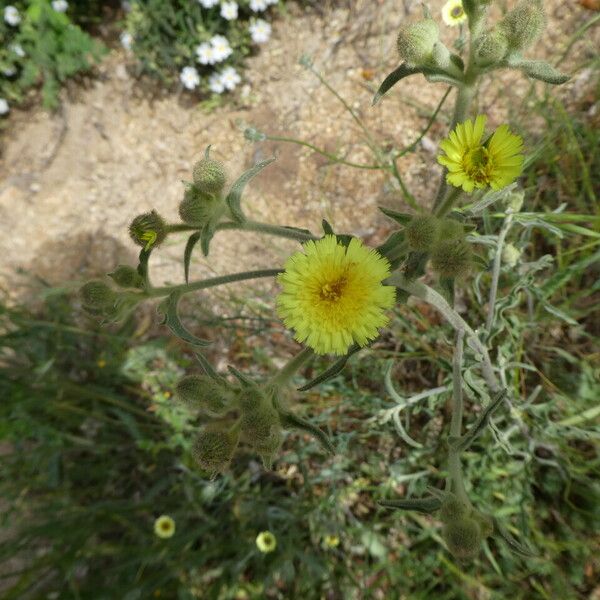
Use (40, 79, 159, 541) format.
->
(434, 188, 463, 218)
(270, 347, 314, 387)
(147, 269, 282, 298)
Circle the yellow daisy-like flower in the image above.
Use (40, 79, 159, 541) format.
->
(438, 115, 524, 193)
(442, 0, 467, 27)
(255, 531, 277, 553)
(153, 515, 175, 539)
(323, 534, 340, 549)
(276, 235, 396, 356)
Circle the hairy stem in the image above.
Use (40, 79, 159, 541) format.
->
(270, 347, 314, 387)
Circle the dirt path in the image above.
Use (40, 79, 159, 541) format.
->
(0, 0, 596, 298)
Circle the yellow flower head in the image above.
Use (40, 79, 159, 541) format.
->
(438, 115, 524, 193)
(256, 530, 277, 553)
(323, 534, 340, 549)
(442, 0, 467, 27)
(154, 515, 175, 539)
(276, 236, 396, 356)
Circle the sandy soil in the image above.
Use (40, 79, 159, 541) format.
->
(0, 0, 597, 300)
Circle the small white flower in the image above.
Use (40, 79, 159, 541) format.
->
(199, 0, 219, 7)
(266, 0, 278, 5)
(249, 0, 268, 11)
(2, 66, 16, 77)
(0, 99, 9, 116)
(10, 44, 25, 58)
(220, 1, 238, 20)
(51, 0, 69, 13)
(249, 19, 271, 44)
(210, 35, 233, 62)
(220, 66, 241, 91)
(195, 42, 216, 65)
(208, 72, 225, 94)
(120, 31, 133, 51)
(180, 66, 200, 90)
(4, 6, 21, 26)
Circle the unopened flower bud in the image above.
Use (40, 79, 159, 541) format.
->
(439, 493, 470, 523)
(178, 185, 223, 225)
(438, 218, 465, 241)
(472, 512, 494, 538)
(443, 518, 482, 559)
(500, 0, 545, 52)
(108, 265, 144, 289)
(80, 280, 116, 310)
(192, 157, 227, 196)
(430, 239, 472, 278)
(475, 28, 509, 65)
(192, 426, 239, 474)
(396, 19, 439, 66)
(129, 210, 167, 250)
(501, 243, 521, 268)
(240, 402, 282, 467)
(506, 190, 524, 213)
(175, 374, 232, 416)
(406, 216, 439, 251)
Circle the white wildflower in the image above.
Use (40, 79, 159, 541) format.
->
(220, 66, 241, 90)
(249, 19, 271, 44)
(249, 0, 268, 11)
(51, 0, 68, 13)
(208, 72, 225, 94)
(120, 31, 133, 51)
(180, 66, 200, 90)
(210, 35, 233, 62)
(0, 99, 9, 116)
(220, 1, 238, 20)
(199, 0, 219, 7)
(196, 42, 216, 65)
(10, 44, 25, 58)
(4, 6, 21, 26)
(2, 66, 16, 77)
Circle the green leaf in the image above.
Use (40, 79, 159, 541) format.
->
(321, 220, 353, 246)
(494, 519, 538, 557)
(298, 344, 362, 392)
(194, 352, 225, 382)
(158, 291, 211, 347)
(379, 496, 442, 514)
(280, 411, 335, 455)
(517, 60, 570, 85)
(378, 207, 413, 226)
(373, 63, 424, 105)
(225, 157, 275, 223)
(183, 232, 201, 284)
(439, 277, 455, 305)
(200, 222, 215, 257)
(403, 251, 429, 281)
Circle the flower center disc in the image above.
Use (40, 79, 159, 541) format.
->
(451, 6, 464, 18)
(320, 278, 347, 302)
(464, 146, 493, 185)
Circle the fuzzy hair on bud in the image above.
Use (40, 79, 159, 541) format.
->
(443, 518, 482, 560)
(437, 218, 465, 241)
(108, 265, 144, 289)
(506, 191, 524, 213)
(439, 493, 470, 523)
(396, 19, 439, 66)
(178, 185, 223, 225)
(192, 157, 227, 196)
(240, 403, 283, 460)
(406, 216, 440, 251)
(475, 28, 509, 65)
(80, 280, 116, 309)
(129, 210, 167, 249)
(192, 426, 239, 474)
(500, 0, 545, 52)
(430, 239, 472, 278)
(472, 512, 494, 538)
(175, 375, 232, 416)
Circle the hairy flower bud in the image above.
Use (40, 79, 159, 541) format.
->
(506, 190, 524, 213)
(192, 426, 239, 474)
(406, 216, 439, 251)
(240, 401, 282, 467)
(108, 265, 144, 289)
(80, 280, 116, 310)
(192, 157, 227, 196)
(443, 518, 482, 559)
(430, 239, 472, 278)
(475, 28, 509, 65)
(501, 243, 521, 268)
(178, 185, 223, 225)
(472, 512, 494, 538)
(396, 19, 439, 66)
(129, 210, 167, 250)
(439, 493, 470, 523)
(175, 375, 232, 416)
(437, 218, 465, 241)
(500, 0, 545, 52)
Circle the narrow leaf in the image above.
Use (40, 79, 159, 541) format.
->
(298, 344, 362, 392)
(378, 206, 413, 226)
(373, 63, 423, 105)
(280, 411, 335, 455)
(194, 352, 224, 381)
(200, 222, 215, 257)
(184, 232, 201, 284)
(226, 157, 276, 223)
(379, 496, 442, 514)
(158, 291, 211, 347)
(518, 60, 570, 85)
(494, 519, 538, 557)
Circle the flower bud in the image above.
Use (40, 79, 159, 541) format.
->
(192, 426, 239, 474)
(506, 190, 524, 213)
(430, 239, 472, 278)
(437, 218, 465, 241)
(475, 28, 509, 65)
(443, 518, 482, 559)
(80, 280, 116, 310)
(240, 402, 282, 466)
(178, 185, 223, 225)
(439, 493, 470, 523)
(406, 216, 439, 251)
(396, 19, 439, 66)
(175, 374, 232, 416)
(501, 243, 521, 268)
(192, 157, 227, 196)
(500, 0, 545, 52)
(129, 210, 167, 249)
(472, 512, 494, 538)
(108, 265, 144, 289)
